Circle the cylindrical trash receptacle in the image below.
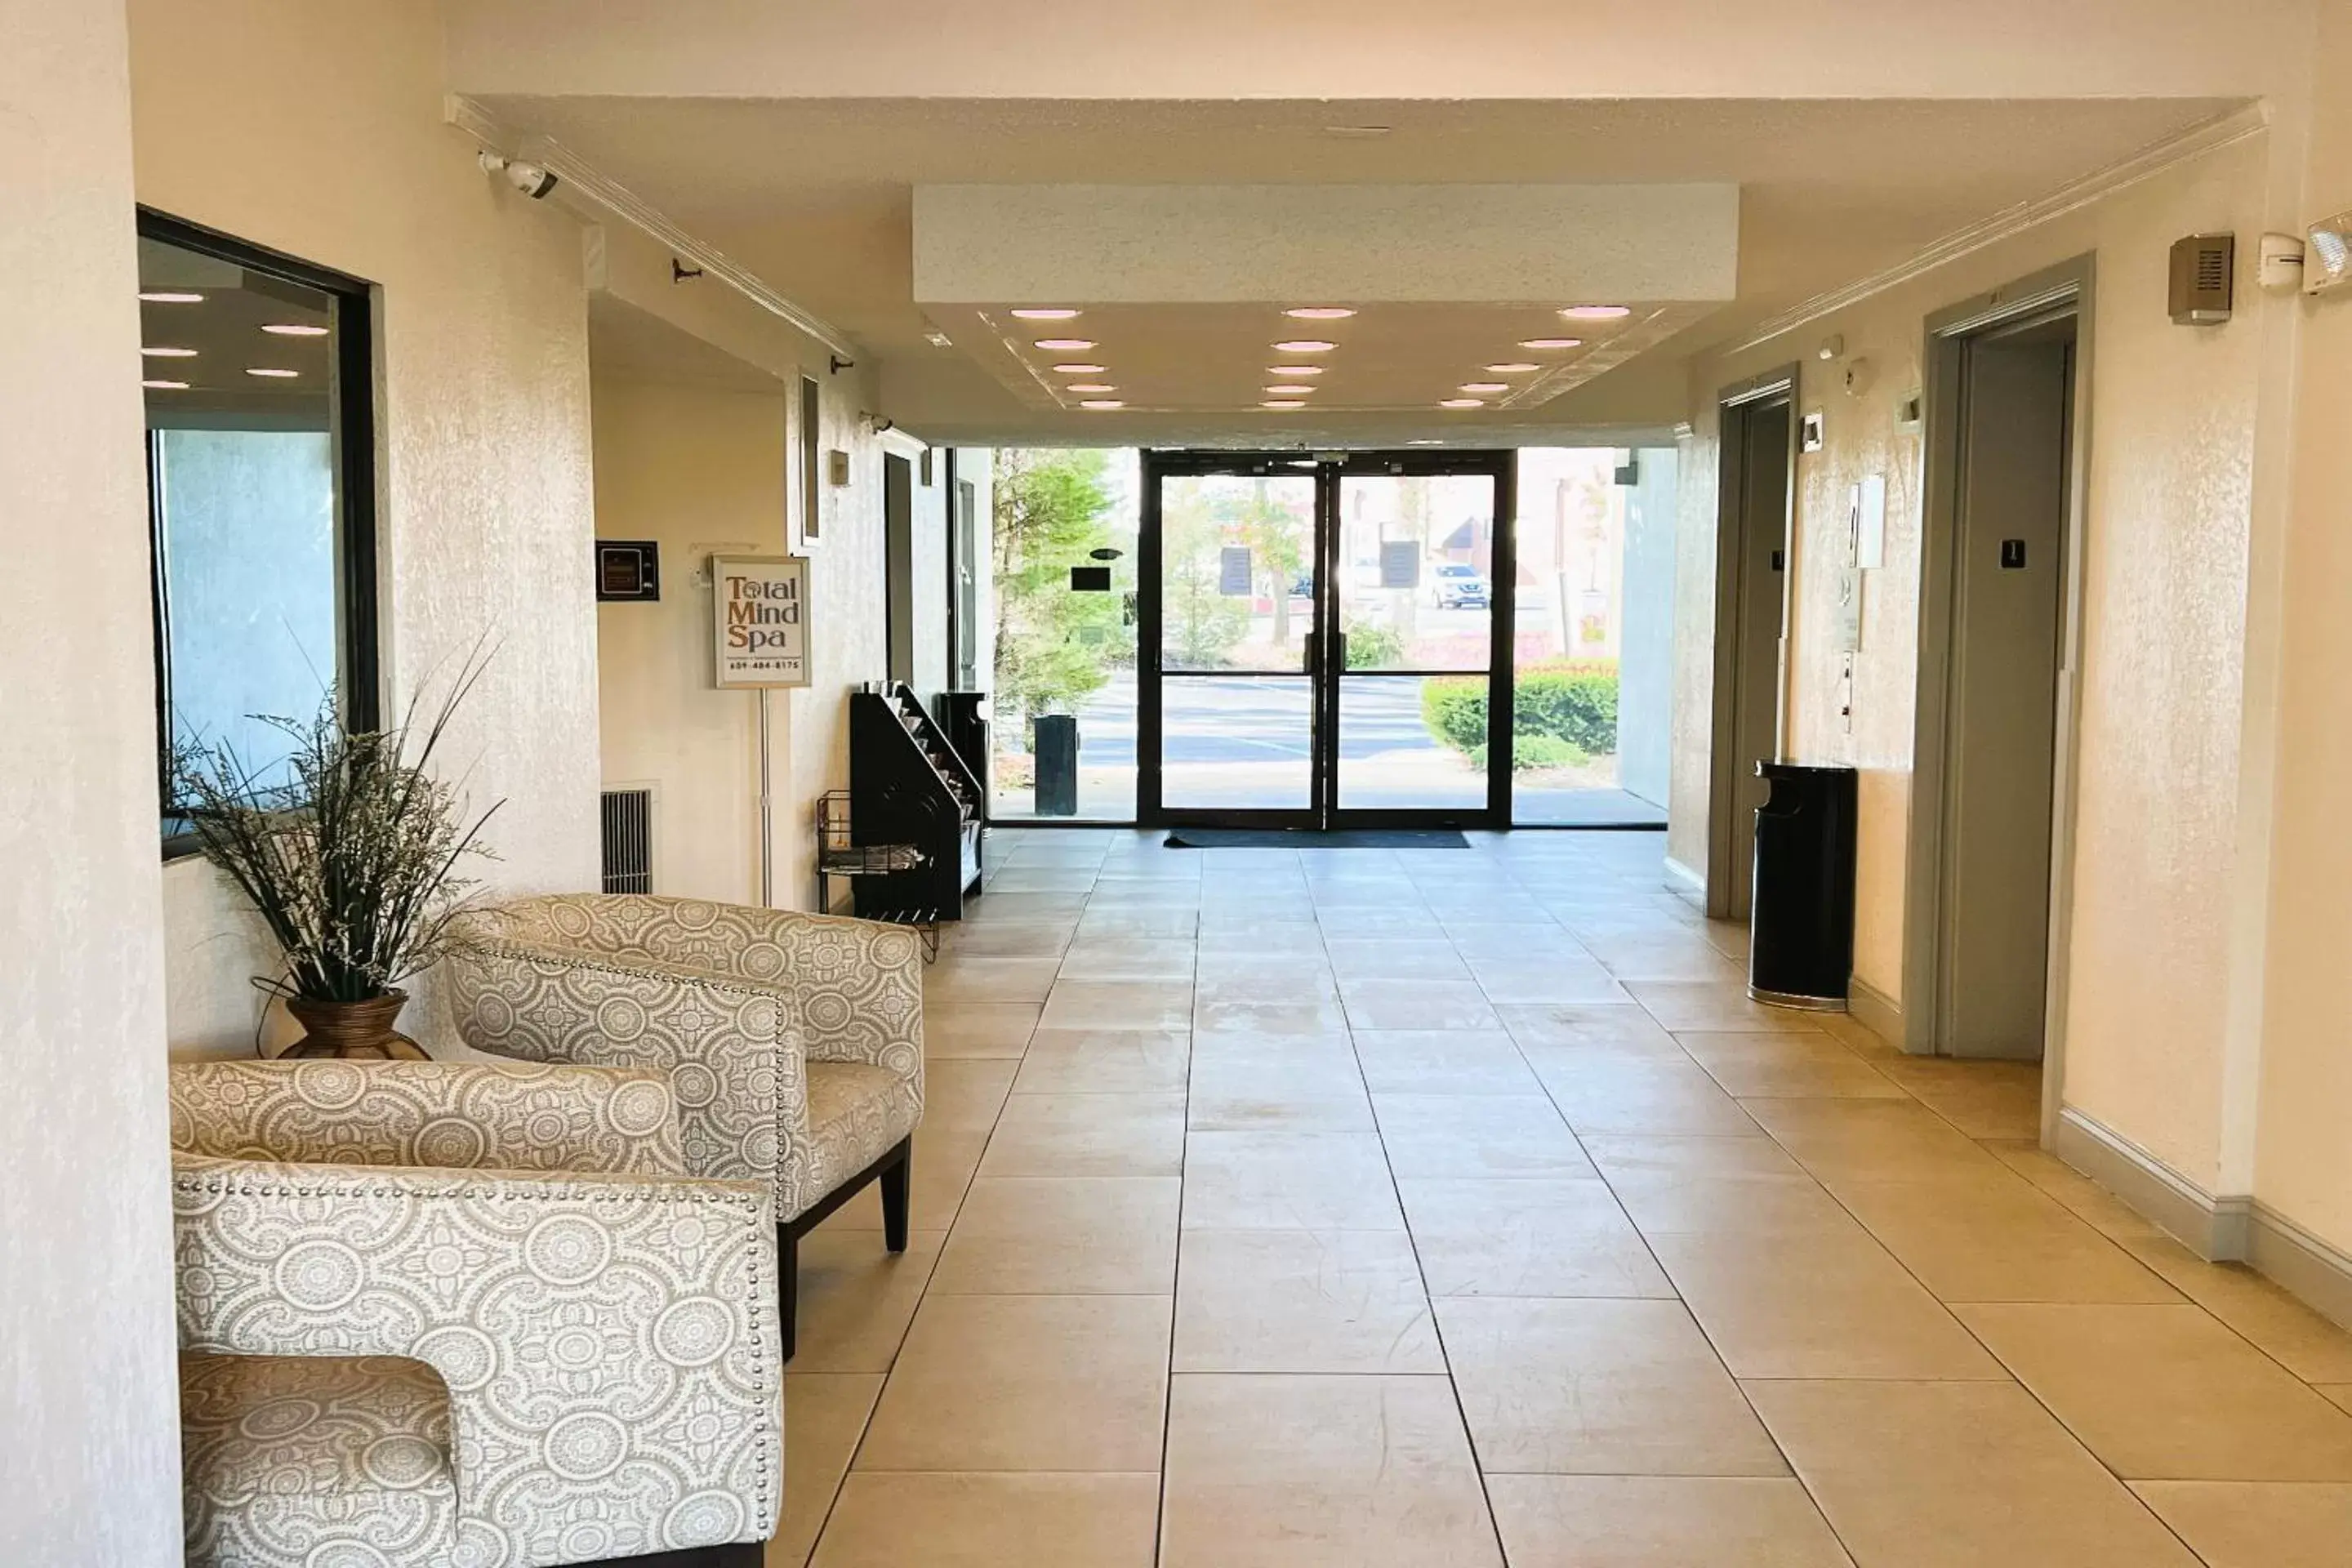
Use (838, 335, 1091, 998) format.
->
(1033, 714, 1079, 817)
(1748, 762, 1858, 1009)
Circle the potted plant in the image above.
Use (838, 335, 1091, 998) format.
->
(172, 668, 500, 1059)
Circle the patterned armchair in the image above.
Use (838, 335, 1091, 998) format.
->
(445, 894, 925, 1357)
(169, 1058, 782, 1568)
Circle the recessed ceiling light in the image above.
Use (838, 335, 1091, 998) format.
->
(1034, 337, 1096, 351)
(1519, 337, 1584, 350)
(1079, 399, 1125, 410)
(1267, 366, 1325, 377)
(141, 379, 189, 390)
(1010, 308, 1080, 320)
(1407, 438, 1443, 446)
(141, 345, 197, 358)
(1272, 340, 1336, 354)
(1560, 305, 1632, 321)
(245, 367, 300, 378)
(1265, 385, 1316, 396)
(924, 330, 955, 348)
(261, 323, 330, 337)
(1323, 124, 1393, 138)
(1484, 363, 1539, 374)
(1285, 306, 1356, 320)
(1459, 382, 1508, 394)
(139, 291, 204, 304)
(1260, 399, 1307, 410)
(1438, 398, 1486, 409)
(1051, 363, 1107, 375)
(1067, 383, 1116, 394)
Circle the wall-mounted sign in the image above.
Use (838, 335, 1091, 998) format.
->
(596, 540, 660, 601)
(1379, 541, 1420, 590)
(711, 555, 811, 688)
(1218, 546, 1253, 596)
(1069, 565, 1112, 592)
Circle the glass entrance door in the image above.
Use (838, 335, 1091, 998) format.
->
(1138, 451, 1512, 828)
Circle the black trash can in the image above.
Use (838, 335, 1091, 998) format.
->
(1748, 762, 1858, 1010)
(1033, 714, 1079, 817)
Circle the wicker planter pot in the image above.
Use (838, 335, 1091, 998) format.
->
(280, 990, 428, 1060)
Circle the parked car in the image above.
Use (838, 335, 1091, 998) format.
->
(1431, 562, 1490, 608)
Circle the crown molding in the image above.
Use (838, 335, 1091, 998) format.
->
(1724, 101, 2270, 357)
(445, 94, 860, 363)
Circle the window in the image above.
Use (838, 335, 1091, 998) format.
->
(138, 212, 376, 850)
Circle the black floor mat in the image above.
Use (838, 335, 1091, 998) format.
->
(1163, 828, 1470, 849)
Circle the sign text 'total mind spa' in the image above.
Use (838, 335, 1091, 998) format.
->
(710, 555, 811, 688)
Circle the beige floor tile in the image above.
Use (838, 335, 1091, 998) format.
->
(1739, 1095, 2010, 1186)
(1012, 1027, 1191, 1094)
(1160, 1374, 1503, 1568)
(1646, 1224, 2005, 1379)
(789, 1228, 944, 1373)
(1339, 978, 1502, 1031)
(1174, 1227, 1441, 1373)
(1187, 1052, 1373, 1132)
(1194, 969, 1342, 1006)
(931, 1177, 1181, 1295)
(938, 920, 1075, 960)
(1187, 1028, 1357, 1063)
(1192, 996, 1352, 1036)
(821, 1125, 988, 1232)
(1830, 1169, 2181, 1303)
(1078, 907, 1199, 940)
(1956, 1303, 2352, 1479)
(1400, 1178, 1671, 1298)
(857, 1294, 1169, 1472)
(1181, 1130, 1408, 1231)
(1195, 920, 1325, 952)
(1626, 981, 1824, 1034)
(1579, 931, 1751, 983)
(1982, 1140, 2169, 1242)
(2324, 1384, 2352, 1416)
(1676, 1031, 1905, 1099)
(920, 1058, 1017, 1132)
(1498, 1002, 1682, 1055)
(811, 1472, 1157, 1568)
(1745, 1379, 2201, 1567)
(771, 1374, 882, 1568)
(1584, 1134, 1849, 1237)
(1353, 1030, 1543, 1094)
(1526, 1051, 1762, 1136)
(925, 955, 1063, 1004)
(963, 892, 1089, 923)
(1437, 1297, 1786, 1476)
(1465, 959, 1633, 1004)
(984, 866, 1102, 893)
(2116, 1236, 2352, 1383)
(924, 1002, 1040, 1058)
(1485, 1475, 1855, 1568)
(978, 1090, 1187, 1178)
(1373, 1093, 1596, 1178)
(1039, 978, 1194, 1031)
(1057, 937, 1196, 981)
(1584, 1131, 1812, 1182)
(2130, 1481, 2352, 1568)
(1869, 1056, 2043, 1139)
(1324, 938, 1471, 979)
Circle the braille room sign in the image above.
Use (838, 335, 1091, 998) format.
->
(711, 555, 812, 688)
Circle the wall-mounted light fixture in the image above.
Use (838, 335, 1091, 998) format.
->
(2168, 233, 2235, 324)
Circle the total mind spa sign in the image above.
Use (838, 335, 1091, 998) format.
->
(711, 555, 812, 688)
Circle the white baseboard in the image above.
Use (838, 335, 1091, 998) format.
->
(2052, 1107, 2250, 1262)
(2247, 1202, 2352, 1334)
(1662, 856, 1707, 909)
(1846, 973, 1903, 1052)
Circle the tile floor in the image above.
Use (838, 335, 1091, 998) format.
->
(776, 827, 2352, 1566)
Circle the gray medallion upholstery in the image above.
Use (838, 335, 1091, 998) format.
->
(444, 896, 926, 1356)
(169, 1058, 783, 1568)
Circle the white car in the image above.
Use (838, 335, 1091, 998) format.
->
(1431, 563, 1490, 608)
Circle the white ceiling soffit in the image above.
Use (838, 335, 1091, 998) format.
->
(912, 184, 1737, 305)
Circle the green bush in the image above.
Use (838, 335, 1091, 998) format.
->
(1423, 660, 1619, 760)
(1343, 621, 1405, 670)
(1467, 732, 1590, 773)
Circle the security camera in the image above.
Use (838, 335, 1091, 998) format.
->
(476, 151, 558, 200)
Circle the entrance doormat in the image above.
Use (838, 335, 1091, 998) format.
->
(1163, 828, 1470, 849)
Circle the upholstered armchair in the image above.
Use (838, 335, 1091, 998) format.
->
(445, 894, 925, 1357)
(169, 1058, 782, 1568)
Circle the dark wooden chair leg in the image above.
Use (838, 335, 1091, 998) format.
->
(777, 1222, 798, 1364)
(880, 1138, 912, 1254)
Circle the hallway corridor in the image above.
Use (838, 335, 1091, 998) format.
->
(777, 831, 2352, 1566)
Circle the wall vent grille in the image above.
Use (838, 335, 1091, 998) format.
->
(601, 788, 653, 894)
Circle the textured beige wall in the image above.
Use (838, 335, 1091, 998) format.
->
(130, 0, 604, 1054)
(2256, 4, 2352, 1252)
(593, 377, 792, 906)
(1677, 131, 2277, 1194)
(0, 0, 185, 1559)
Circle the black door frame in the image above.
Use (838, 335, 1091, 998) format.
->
(1138, 448, 1516, 830)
